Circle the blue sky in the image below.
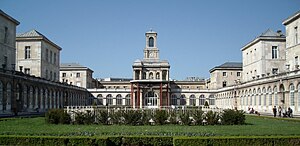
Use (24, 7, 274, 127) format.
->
(1, 0, 300, 80)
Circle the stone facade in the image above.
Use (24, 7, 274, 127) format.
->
(283, 11, 300, 71)
(16, 30, 61, 82)
(241, 29, 286, 82)
(208, 62, 242, 90)
(0, 10, 19, 71)
(60, 63, 94, 88)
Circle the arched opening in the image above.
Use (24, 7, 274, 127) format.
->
(125, 94, 131, 106)
(106, 94, 113, 105)
(149, 37, 154, 47)
(209, 95, 215, 105)
(199, 95, 205, 106)
(116, 94, 122, 106)
(279, 84, 285, 105)
(144, 91, 158, 108)
(97, 94, 103, 105)
(273, 86, 278, 106)
(171, 94, 177, 105)
(290, 84, 295, 106)
(149, 72, 154, 79)
(180, 94, 186, 105)
(189, 95, 196, 106)
(156, 72, 160, 79)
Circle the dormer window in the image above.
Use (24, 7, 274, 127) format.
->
(149, 37, 154, 47)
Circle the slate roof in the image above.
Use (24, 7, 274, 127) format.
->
(60, 63, 85, 68)
(260, 29, 282, 37)
(16, 29, 62, 50)
(209, 62, 242, 73)
(60, 63, 94, 72)
(16, 29, 43, 38)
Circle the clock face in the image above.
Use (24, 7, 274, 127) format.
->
(149, 52, 154, 57)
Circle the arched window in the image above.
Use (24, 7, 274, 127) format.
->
(209, 95, 215, 105)
(149, 37, 154, 47)
(290, 84, 295, 106)
(273, 87, 278, 106)
(189, 95, 196, 106)
(156, 72, 160, 79)
(149, 72, 154, 79)
(125, 94, 131, 106)
(268, 87, 272, 106)
(97, 94, 103, 105)
(180, 94, 186, 105)
(199, 95, 205, 105)
(116, 94, 122, 105)
(258, 88, 261, 106)
(249, 89, 252, 106)
(262, 88, 266, 106)
(145, 91, 157, 107)
(253, 89, 256, 106)
(245, 90, 248, 105)
(106, 94, 113, 105)
(171, 94, 177, 105)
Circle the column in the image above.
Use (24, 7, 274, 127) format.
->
(160, 83, 162, 108)
(137, 83, 140, 108)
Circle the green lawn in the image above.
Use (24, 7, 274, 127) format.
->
(0, 115, 300, 137)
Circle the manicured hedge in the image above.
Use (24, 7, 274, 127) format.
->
(1, 135, 300, 146)
(121, 136, 173, 146)
(173, 136, 300, 146)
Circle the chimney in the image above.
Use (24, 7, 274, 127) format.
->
(277, 30, 282, 36)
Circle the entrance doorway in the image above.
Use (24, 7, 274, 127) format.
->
(144, 91, 158, 108)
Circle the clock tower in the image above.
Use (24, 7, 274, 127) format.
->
(131, 30, 170, 109)
(144, 30, 159, 60)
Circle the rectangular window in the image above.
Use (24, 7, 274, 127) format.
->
(237, 72, 241, 77)
(54, 53, 56, 65)
(295, 26, 298, 45)
(222, 81, 227, 87)
(50, 51, 53, 63)
(76, 73, 80, 77)
(272, 68, 278, 74)
(62, 73, 66, 77)
(24, 68, 30, 74)
(46, 49, 49, 62)
(222, 72, 227, 76)
(4, 27, 8, 43)
(272, 46, 278, 59)
(46, 69, 48, 79)
(25, 46, 31, 59)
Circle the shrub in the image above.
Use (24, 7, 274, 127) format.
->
(154, 110, 168, 125)
(74, 112, 86, 125)
(45, 109, 71, 124)
(179, 110, 192, 125)
(97, 110, 109, 125)
(168, 109, 178, 124)
(221, 109, 245, 125)
(141, 110, 153, 125)
(83, 110, 95, 124)
(110, 110, 124, 125)
(205, 110, 219, 125)
(122, 110, 142, 126)
(192, 109, 204, 125)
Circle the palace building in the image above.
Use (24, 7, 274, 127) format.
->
(88, 10, 300, 116)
